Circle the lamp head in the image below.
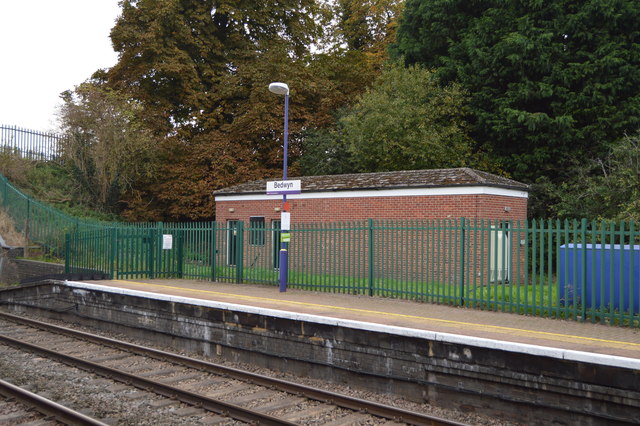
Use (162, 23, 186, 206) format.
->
(268, 82, 289, 96)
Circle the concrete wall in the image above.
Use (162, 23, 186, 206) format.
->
(1, 281, 637, 425)
(0, 248, 65, 284)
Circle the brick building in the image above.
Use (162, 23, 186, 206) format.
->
(214, 168, 528, 224)
(213, 168, 529, 286)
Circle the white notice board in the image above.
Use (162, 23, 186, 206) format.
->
(281, 212, 291, 231)
(162, 234, 173, 250)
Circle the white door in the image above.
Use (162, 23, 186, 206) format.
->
(489, 223, 510, 282)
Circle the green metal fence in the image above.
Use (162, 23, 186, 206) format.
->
(0, 174, 134, 257)
(62, 216, 640, 326)
(2, 170, 639, 327)
(2, 174, 86, 255)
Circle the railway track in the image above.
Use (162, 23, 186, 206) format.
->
(0, 378, 106, 425)
(0, 311, 466, 425)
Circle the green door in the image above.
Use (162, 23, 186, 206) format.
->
(116, 228, 155, 279)
(227, 220, 239, 266)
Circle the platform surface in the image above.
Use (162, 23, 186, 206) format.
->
(81, 279, 640, 360)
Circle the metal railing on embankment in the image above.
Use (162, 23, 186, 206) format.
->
(0, 174, 109, 256)
(0, 125, 63, 162)
(1, 170, 639, 327)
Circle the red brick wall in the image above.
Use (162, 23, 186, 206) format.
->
(215, 193, 527, 225)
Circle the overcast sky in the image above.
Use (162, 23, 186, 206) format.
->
(0, 1, 121, 132)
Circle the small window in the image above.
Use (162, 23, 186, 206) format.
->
(249, 216, 265, 246)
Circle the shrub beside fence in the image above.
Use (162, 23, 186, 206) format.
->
(1, 169, 639, 327)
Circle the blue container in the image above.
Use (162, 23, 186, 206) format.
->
(559, 244, 640, 314)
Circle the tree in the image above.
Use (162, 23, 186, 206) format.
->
(298, 115, 355, 176)
(540, 132, 640, 221)
(392, 0, 640, 184)
(106, 0, 323, 132)
(111, 41, 381, 220)
(298, 62, 501, 175)
(332, 0, 404, 64)
(95, 0, 387, 220)
(57, 83, 159, 213)
(337, 62, 476, 172)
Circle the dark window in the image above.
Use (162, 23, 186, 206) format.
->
(249, 216, 265, 246)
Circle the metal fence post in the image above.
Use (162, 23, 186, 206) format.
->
(177, 230, 184, 279)
(236, 222, 244, 283)
(460, 217, 466, 306)
(580, 218, 587, 322)
(149, 228, 156, 279)
(211, 221, 217, 282)
(156, 222, 163, 277)
(368, 218, 374, 296)
(64, 233, 70, 274)
(110, 227, 117, 280)
(24, 198, 31, 258)
(630, 221, 636, 319)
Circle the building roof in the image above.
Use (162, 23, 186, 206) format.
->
(214, 168, 529, 196)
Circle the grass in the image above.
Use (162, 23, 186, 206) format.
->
(0, 155, 122, 222)
(16, 253, 64, 264)
(0, 209, 25, 246)
(178, 261, 560, 308)
(101, 259, 640, 325)
(63, 254, 640, 326)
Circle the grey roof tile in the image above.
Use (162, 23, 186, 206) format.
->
(213, 168, 529, 195)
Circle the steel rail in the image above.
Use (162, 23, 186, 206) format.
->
(0, 378, 108, 426)
(0, 333, 295, 426)
(0, 312, 466, 426)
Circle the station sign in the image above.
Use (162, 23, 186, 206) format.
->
(266, 179, 301, 195)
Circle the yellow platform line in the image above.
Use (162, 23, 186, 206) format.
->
(112, 280, 640, 350)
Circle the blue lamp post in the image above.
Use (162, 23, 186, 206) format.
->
(269, 82, 290, 292)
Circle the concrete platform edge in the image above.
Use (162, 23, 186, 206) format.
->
(65, 280, 640, 371)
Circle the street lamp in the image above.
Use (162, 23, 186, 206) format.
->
(269, 82, 290, 292)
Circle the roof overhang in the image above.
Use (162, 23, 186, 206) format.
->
(215, 185, 529, 202)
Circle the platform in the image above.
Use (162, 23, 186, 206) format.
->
(84, 278, 640, 362)
(3, 277, 640, 423)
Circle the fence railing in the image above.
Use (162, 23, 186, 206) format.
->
(64, 217, 640, 327)
(0, 173, 140, 256)
(1, 170, 638, 327)
(0, 125, 63, 162)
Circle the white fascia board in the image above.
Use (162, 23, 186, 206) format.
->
(215, 186, 529, 202)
